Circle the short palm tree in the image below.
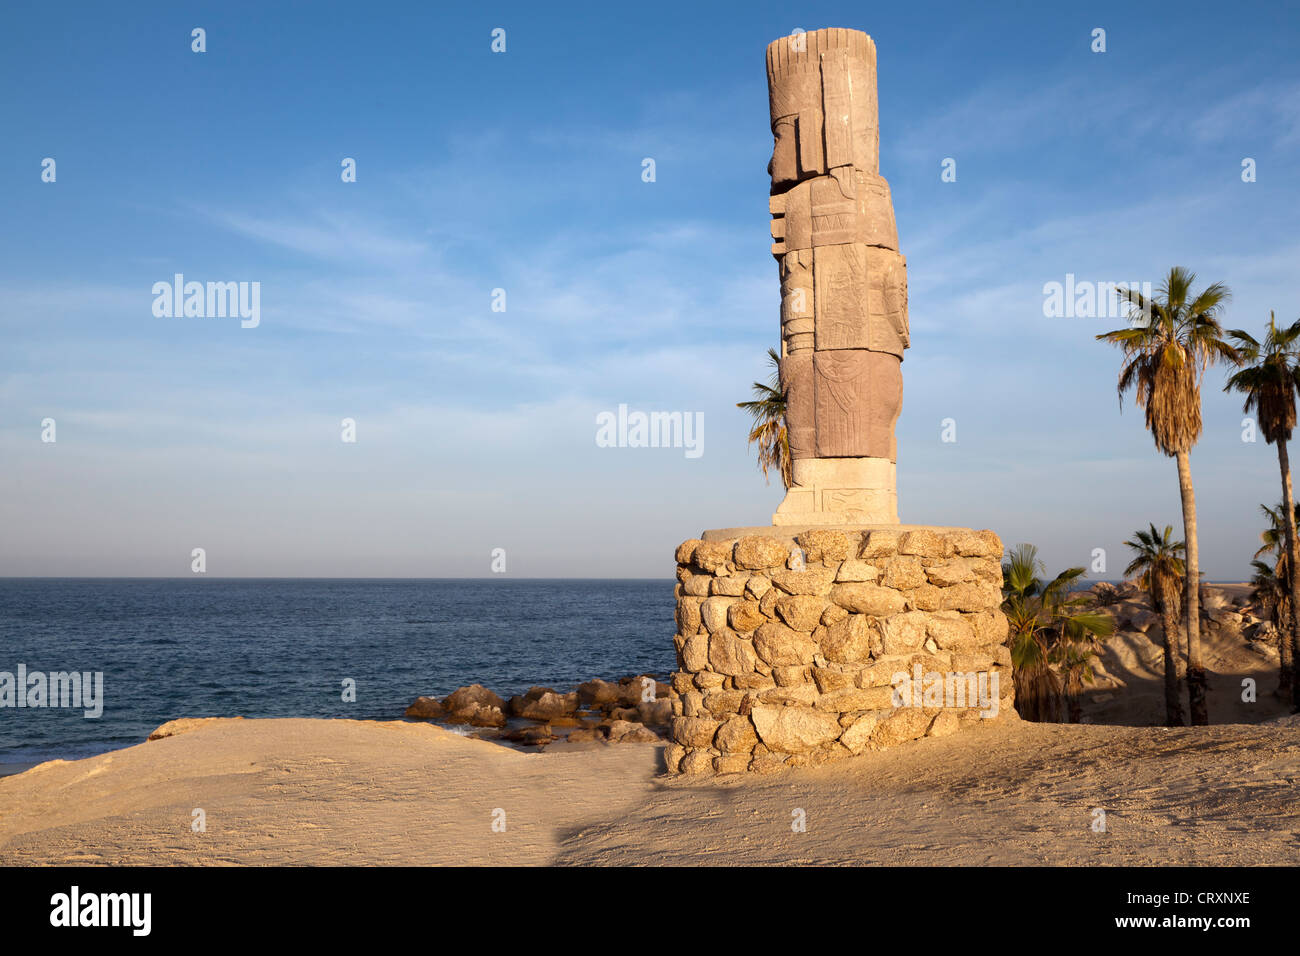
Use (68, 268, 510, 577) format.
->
(1249, 558, 1288, 653)
(1057, 643, 1101, 724)
(1097, 267, 1236, 724)
(1123, 523, 1187, 725)
(1254, 501, 1300, 697)
(737, 347, 791, 488)
(1225, 312, 1300, 709)
(1002, 544, 1115, 722)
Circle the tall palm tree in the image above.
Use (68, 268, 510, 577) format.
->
(1254, 501, 1300, 697)
(1001, 544, 1115, 722)
(1225, 312, 1300, 709)
(1097, 267, 1236, 724)
(737, 347, 791, 488)
(1122, 523, 1187, 725)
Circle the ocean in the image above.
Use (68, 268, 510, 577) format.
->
(0, 578, 677, 769)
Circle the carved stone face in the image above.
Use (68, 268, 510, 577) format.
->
(769, 115, 799, 189)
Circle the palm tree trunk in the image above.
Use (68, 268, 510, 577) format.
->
(1176, 450, 1208, 724)
(1277, 440, 1300, 709)
(1156, 584, 1184, 726)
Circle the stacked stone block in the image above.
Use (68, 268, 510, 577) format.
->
(666, 527, 1015, 774)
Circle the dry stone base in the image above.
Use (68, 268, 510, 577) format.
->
(667, 525, 1016, 774)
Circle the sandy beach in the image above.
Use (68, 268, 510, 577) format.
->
(1, 712, 1296, 866)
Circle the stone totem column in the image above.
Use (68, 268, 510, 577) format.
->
(664, 30, 1011, 776)
(767, 28, 908, 526)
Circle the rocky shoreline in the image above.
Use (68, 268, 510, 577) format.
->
(403, 675, 678, 748)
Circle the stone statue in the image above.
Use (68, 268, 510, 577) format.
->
(663, 31, 1011, 775)
(766, 28, 907, 526)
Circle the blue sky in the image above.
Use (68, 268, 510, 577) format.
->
(2, 0, 1298, 577)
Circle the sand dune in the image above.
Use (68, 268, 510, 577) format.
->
(2, 714, 1296, 866)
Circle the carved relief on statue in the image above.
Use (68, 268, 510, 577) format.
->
(765, 28, 880, 186)
(822, 488, 880, 518)
(770, 173, 899, 256)
(780, 349, 815, 459)
(779, 249, 814, 355)
(808, 246, 907, 358)
(812, 350, 902, 459)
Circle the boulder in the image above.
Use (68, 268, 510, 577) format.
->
(691, 540, 733, 573)
(898, 529, 952, 557)
(794, 529, 853, 562)
(711, 575, 748, 596)
(859, 530, 899, 558)
(925, 613, 978, 651)
(835, 560, 879, 583)
(879, 611, 930, 655)
(636, 698, 673, 726)
(510, 689, 578, 721)
(950, 529, 1001, 557)
(829, 582, 905, 616)
(404, 696, 444, 719)
(681, 632, 710, 671)
(769, 568, 837, 595)
(1119, 608, 1157, 633)
(443, 683, 506, 714)
(674, 539, 702, 564)
(873, 708, 931, 746)
(880, 556, 927, 590)
(775, 594, 830, 632)
(728, 600, 767, 632)
(443, 703, 507, 728)
(750, 704, 842, 753)
(617, 675, 661, 706)
(576, 678, 621, 707)
(672, 716, 722, 748)
(674, 600, 702, 635)
(924, 558, 976, 587)
(607, 719, 660, 743)
(708, 629, 759, 676)
(715, 715, 759, 753)
(753, 621, 819, 666)
(821, 614, 876, 663)
(733, 535, 791, 570)
(701, 596, 739, 632)
(679, 749, 715, 774)
(839, 711, 885, 753)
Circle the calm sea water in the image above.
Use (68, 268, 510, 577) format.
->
(0, 578, 676, 767)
